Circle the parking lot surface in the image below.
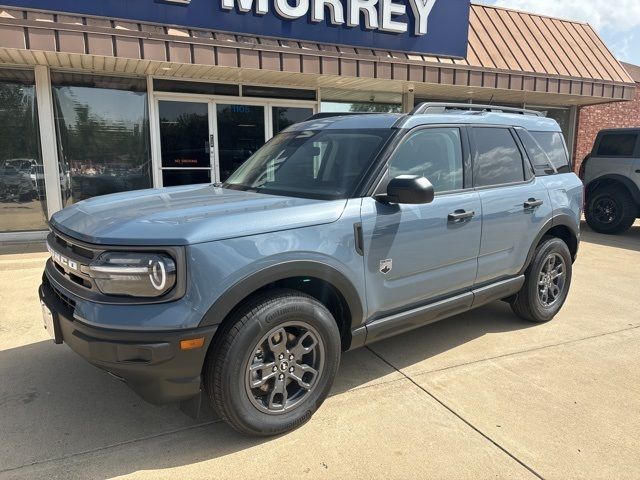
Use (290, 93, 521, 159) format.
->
(1, 222, 639, 480)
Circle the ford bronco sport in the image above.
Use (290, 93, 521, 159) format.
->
(39, 103, 582, 436)
(580, 128, 640, 235)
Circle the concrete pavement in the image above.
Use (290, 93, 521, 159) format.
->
(1, 222, 639, 479)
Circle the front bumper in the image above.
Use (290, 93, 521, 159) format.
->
(39, 276, 218, 405)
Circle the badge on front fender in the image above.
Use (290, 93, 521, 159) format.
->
(379, 259, 393, 275)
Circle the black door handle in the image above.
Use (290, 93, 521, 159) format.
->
(448, 210, 475, 222)
(524, 198, 544, 209)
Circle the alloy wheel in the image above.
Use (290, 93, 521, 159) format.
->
(537, 253, 566, 307)
(245, 322, 324, 414)
(593, 197, 617, 225)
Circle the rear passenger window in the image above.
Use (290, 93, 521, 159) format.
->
(596, 134, 638, 157)
(531, 131, 571, 173)
(472, 128, 524, 187)
(388, 127, 463, 193)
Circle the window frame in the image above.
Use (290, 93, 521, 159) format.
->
(593, 132, 639, 159)
(469, 125, 534, 190)
(371, 124, 473, 198)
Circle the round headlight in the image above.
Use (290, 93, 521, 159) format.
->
(89, 252, 177, 298)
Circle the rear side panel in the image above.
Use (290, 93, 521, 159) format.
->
(583, 157, 634, 187)
(539, 173, 583, 233)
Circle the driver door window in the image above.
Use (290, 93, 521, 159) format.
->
(388, 128, 464, 193)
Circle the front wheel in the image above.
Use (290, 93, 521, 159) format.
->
(204, 290, 341, 436)
(511, 237, 573, 323)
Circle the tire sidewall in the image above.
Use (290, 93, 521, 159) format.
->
(217, 295, 341, 435)
(526, 238, 573, 322)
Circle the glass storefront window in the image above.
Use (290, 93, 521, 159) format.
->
(321, 102, 402, 114)
(52, 73, 152, 206)
(272, 106, 314, 135)
(528, 107, 572, 143)
(0, 69, 48, 232)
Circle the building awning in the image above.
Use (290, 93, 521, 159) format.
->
(0, 3, 635, 105)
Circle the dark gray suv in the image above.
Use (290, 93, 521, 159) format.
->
(580, 128, 640, 234)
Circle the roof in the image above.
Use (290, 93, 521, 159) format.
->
(290, 111, 561, 132)
(464, 4, 634, 84)
(621, 62, 640, 83)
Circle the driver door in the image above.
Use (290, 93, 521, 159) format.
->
(360, 126, 482, 320)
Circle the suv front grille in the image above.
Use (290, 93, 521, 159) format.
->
(50, 231, 96, 261)
(47, 228, 101, 293)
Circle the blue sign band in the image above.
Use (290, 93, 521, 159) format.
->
(4, 0, 470, 57)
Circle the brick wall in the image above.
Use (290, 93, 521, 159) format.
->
(574, 85, 640, 171)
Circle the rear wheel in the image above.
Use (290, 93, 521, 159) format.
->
(511, 237, 572, 323)
(585, 186, 636, 235)
(204, 290, 341, 436)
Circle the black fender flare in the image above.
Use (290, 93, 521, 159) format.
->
(198, 260, 365, 332)
(518, 215, 580, 275)
(586, 174, 640, 205)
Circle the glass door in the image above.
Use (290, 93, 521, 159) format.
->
(158, 100, 213, 186)
(155, 98, 316, 187)
(215, 103, 266, 182)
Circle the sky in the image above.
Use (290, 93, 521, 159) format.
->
(479, 0, 640, 66)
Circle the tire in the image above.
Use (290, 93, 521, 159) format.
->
(585, 186, 636, 235)
(511, 237, 573, 323)
(204, 289, 341, 436)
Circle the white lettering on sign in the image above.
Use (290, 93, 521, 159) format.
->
(222, 0, 269, 14)
(408, 0, 436, 35)
(221, 0, 438, 35)
(380, 0, 407, 33)
(347, 0, 379, 30)
(311, 0, 345, 24)
(275, 0, 310, 19)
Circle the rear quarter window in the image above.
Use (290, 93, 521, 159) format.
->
(530, 131, 571, 173)
(596, 133, 638, 157)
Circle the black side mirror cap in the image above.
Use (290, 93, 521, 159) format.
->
(375, 175, 435, 205)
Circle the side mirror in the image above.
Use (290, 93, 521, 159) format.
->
(376, 175, 435, 205)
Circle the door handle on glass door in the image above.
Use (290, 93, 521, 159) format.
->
(524, 198, 544, 209)
(448, 210, 475, 223)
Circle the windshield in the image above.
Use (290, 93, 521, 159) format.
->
(223, 129, 392, 199)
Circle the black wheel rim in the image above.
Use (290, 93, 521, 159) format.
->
(538, 253, 566, 308)
(593, 197, 618, 225)
(245, 322, 324, 415)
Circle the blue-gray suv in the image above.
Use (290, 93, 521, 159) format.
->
(39, 103, 583, 436)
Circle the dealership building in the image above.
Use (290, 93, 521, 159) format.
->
(0, 0, 635, 241)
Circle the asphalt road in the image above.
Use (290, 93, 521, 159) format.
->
(1, 222, 639, 479)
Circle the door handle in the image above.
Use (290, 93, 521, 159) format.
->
(524, 198, 544, 209)
(448, 210, 475, 223)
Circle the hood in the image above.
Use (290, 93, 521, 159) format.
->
(50, 185, 348, 245)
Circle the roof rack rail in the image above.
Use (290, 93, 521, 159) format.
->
(410, 102, 543, 117)
(305, 112, 381, 121)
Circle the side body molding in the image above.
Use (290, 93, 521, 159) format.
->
(199, 260, 365, 331)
